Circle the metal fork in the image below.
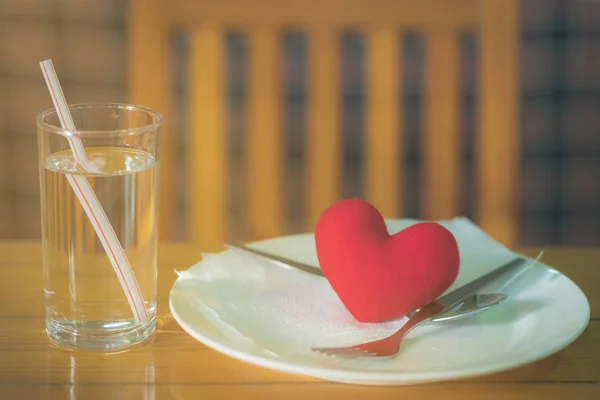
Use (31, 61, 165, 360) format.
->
(312, 293, 507, 358)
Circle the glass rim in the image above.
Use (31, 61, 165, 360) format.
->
(36, 102, 163, 138)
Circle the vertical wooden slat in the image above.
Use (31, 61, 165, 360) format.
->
(123, 172, 134, 251)
(477, 0, 519, 246)
(133, 175, 140, 247)
(64, 171, 72, 252)
(128, 0, 172, 240)
(188, 28, 227, 251)
(84, 179, 96, 253)
(422, 29, 460, 220)
(247, 29, 283, 240)
(0, 103, 13, 239)
(365, 28, 400, 218)
(57, 174, 64, 252)
(74, 186, 84, 255)
(51, 174, 59, 250)
(306, 28, 340, 230)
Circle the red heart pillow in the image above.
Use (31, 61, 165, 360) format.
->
(315, 198, 460, 322)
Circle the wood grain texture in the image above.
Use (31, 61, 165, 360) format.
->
(247, 28, 284, 241)
(0, 318, 598, 384)
(476, 0, 520, 247)
(0, 197, 12, 239)
(1, 385, 599, 400)
(422, 28, 460, 220)
(188, 27, 228, 251)
(365, 27, 401, 218)
(83, 178, 95, 253)
(306, 28, 341, 230)
(0, 241, 597, 399)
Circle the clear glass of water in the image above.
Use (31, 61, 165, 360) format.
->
(36, 103, 162, 351)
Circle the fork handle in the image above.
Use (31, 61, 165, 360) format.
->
(392, 301, 446, 340)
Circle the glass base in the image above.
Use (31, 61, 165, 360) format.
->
(46, 317, 156, 352)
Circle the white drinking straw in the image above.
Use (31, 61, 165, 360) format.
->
(40, 59, 148, 323)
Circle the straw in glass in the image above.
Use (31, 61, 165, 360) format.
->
(39, 59, 148, 323)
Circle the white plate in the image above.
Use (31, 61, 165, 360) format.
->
(169, 229, 590, 386)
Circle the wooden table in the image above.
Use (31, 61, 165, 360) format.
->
(0, 241, 598, 399)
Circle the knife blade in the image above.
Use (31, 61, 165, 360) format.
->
(432, 256, 526, 310)
(227, 242, 326, 277)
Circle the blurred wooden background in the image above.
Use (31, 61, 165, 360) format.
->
(129, 0, 520, 249)
(1, 0, 600, 246)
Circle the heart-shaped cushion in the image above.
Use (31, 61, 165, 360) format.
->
(315, 198, 460, 322)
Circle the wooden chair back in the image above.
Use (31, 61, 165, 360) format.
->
(128, 0, 520, 249)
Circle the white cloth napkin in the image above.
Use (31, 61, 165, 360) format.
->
(175, 217, 524, 356)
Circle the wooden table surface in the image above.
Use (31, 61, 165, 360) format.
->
(0, 241, 598, 399)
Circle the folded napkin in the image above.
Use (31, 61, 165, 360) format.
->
(175, 217, 524, 356)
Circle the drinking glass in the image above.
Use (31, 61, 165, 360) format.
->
(36, 103, 161, 351)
